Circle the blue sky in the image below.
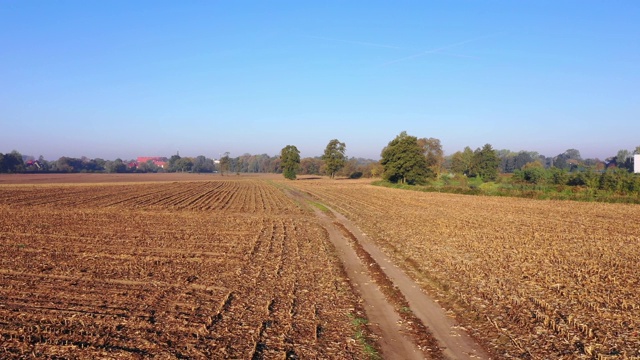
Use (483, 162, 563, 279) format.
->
(1, 1, 639, 160)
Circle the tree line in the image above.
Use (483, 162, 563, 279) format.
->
(3, 134, 638, 190)
(0, 148, 380, 178)
(278, 133, 640, 201)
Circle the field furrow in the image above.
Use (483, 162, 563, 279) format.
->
(0, 177, 367, 359)
(289, 178, 640, 359)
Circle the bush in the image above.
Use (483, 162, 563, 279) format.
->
(549, 168, 569, 185)
(349, 171, 363, 179)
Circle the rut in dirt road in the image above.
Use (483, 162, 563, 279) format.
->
(312, 206, 430, 360)
(332, 209, 492, 360)
(286, 185, 492, 360)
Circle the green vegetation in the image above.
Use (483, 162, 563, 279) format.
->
(309, 201, 331, 213)
(280, 145, 301, 180)
(348, 313, 380, 360)
(322, 139, 347, 179)
(469, 144, 501, 181)
(374, 169, 640, 204)
(380, 131, 431, 185)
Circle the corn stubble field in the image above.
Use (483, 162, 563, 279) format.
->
(0, 179, 367, 358)
(1, 175, 639, 359)
(293, 179, 640, 359)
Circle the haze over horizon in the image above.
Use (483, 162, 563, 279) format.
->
(2, 1, 639, 161)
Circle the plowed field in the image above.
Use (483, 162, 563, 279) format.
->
(0, 178, 367, 358)
(290, 178, 640, 359)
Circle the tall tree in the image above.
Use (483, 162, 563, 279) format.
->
(1, 150, 24, 173)
(106, 158, 127, 173)
(513, 151, 536, 170)
(380, 131, 430, 185)
(417, 137, 444, 178)
(469, 144, 500, 181)
(616, 149, 632, 171)
(175, 157, 194, 172)
(280, 145, 301, 180)
(450, 146, 474, 175)
(300, 157, 323, 175)
(219, 152, 230, 175)
(554, 149, 582, 171)
(193, 155, 215, 173)
(322, 139, 347, 179)
(167, 154, 182, 172)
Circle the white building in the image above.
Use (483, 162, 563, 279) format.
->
(635, 154, 640, 173)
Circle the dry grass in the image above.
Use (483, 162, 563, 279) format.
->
(290, 178, 640, 359)
(0, 177, 366, 359)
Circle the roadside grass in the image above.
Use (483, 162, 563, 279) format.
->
(348, 312, 380, 360)
(308, 201, 330, 213)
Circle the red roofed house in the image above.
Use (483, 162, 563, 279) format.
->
(137, 156, 168, 169)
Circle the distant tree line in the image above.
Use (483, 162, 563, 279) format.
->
(0, 151, 219, 174)
(376, 131, 640, 190)
(3, 140, 638, 190)
(378, 132, 501, 184)
(277, 139, 384, 180)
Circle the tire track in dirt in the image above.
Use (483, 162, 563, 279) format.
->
(283, 189, 426, 359)
(284, 187, 491, 360)
(331, 209, 491, 360)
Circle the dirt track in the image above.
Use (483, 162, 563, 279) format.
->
(285, 187, 491, 360)
(330, 209, 491, 360)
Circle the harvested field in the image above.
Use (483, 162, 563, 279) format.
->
(0, 173, 257, 185)
(0, 177, 367, 358)
(289, 178, 640, 359)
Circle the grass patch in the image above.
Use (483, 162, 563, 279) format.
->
(348, 313, 380, 360)
(309, 201, 330, 213)
(400, 306, 412, 314)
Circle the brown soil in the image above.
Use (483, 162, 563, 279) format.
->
(313, 207, 427, 360)
(285, 187, 491, 360)
(0, 172, 278, 185)
(331, 209, 492, 360)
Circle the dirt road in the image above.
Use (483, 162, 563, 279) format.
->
(286, 188, 491, 359)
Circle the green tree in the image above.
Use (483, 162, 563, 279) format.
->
(193, 155, 215, 173)
(449, 146, 474, 175)
(219, 152, 230, 175)
(106, 159, 127, 173)
(175, 157, 193, 172)
(549, 167, 569, 185)
(515, 161, 547, 184)
(300, 157, 323, 175)
(138, 160, 160, 173)
(1, 150, 24, 173)
(513, 151, 536, 171)
(380, 131, 430, 185)
(167, 154, 182, 172)
(469, 144, 500, 181)
(554, 149, 582, 171)
(616, 149, 632, 171)
(322, 139, 347, 179)
(280, 145, 301, 180)
(417, 137, 444, 178)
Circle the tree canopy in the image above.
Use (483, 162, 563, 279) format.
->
(280, 145, 301, 180)
(418, 137, 444, 178)
(219, 152, 231, 175)
(469, 144, 500, 181)
(322, 139, 346, 179)
(380, 131, 430, 185)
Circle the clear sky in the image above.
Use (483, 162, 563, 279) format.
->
(1, 1, 639, 161)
